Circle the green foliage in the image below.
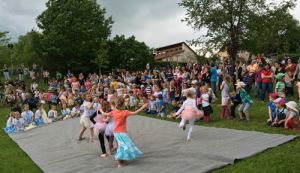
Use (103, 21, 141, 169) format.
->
(179, 0, 297, 61)
(36, 0, 113, 73)
(243, 2, 300, 55)
(107, 35, 154, 71)
(0, 31, 10, 45)
(0, 31, 11, 66)
(91, 41, 109, 75)
(12, 31, 43, 67)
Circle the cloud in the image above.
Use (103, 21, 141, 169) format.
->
(0, 0, 300, 49)
(0, 0, 46, 40)
(98, 0, 201, 48)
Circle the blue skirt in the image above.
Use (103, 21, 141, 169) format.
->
(4, 126, 16, 134)
(114, 132, 142, 161)
(33, 118, 44, 126)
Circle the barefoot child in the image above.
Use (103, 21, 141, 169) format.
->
(104, 101, 117, 155)
(100, 96, 148, 168)
(94, 103, 110, 158)
(173, 89, 203, 141)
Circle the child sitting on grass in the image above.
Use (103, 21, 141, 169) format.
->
(21, 104, 34, 126)
(266, 93, 278, 126)
(61, 102, 71, 120)
(146, 95, 157, 115)
(167, 100, 179, 119)
(48, 104, 58, 122)
(5, 109, 25, 133)
(4, 113, 14, 134)
(71, 102, 81, 118)
(33, 104, 45, 126)
(284, 101, 298, 130)
(272, 98, 288, 127)
(156, 94, 166, 117)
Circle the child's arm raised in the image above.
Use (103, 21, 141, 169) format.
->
(99, 108, 112, 117)
(128, 103, 148, 116)
(87, 101, 94, 110)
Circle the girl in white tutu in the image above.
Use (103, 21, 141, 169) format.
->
(172, 89, 203, 141)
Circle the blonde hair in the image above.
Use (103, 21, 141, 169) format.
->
(113, 96, 125, 110)
(186, 90, 195, 98)
(202, 86, 209, 92)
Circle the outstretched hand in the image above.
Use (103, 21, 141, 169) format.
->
(141, 103, 148, 110)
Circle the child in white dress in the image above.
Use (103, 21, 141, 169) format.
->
(79, 93, 94, 142)
(173, 89, 203, 141)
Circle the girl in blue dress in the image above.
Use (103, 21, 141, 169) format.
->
(33, 104, 45, 126)
(21, 104, 34, 126)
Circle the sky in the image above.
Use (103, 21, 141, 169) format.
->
(0, 0, 300, 48)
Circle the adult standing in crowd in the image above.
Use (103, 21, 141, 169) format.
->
(43, 69, 50, 84)
(3, 64, 10, 80)
(210, 63, 217, 96)
(261, 64, 274, 101)
(274, 62, 285, 75)
(285, 58, 296, 96)
(294, 58, 300, 81)
(17, 64, 24, 81)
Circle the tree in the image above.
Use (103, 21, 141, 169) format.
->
(243, 3, 300, 55)
(0, 31, 11, 65)
(12, 31, 43, 66)
(0, 31, 10, 45)
(179, 0, 296, 62)
(91, 41, 109, 75)
(36, 0, 113, 73)
(107, 35, 154, 71)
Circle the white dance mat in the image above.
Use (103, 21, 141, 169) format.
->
(9, 116, 296, 173)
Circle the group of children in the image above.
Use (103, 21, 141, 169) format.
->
(2, 64, 300, 169)
(266, 93, 299, 129)
(4, 101, 82, 134)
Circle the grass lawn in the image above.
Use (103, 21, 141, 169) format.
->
(0, 77, 299, 173)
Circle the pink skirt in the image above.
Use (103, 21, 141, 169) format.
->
(181, 107, 203, 120)
(94, 122, 107, 136)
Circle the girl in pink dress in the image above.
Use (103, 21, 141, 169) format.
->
(173, 89, 203, 141)
(94, 104, 110, 158)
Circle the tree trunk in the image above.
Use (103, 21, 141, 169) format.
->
(98, 64, 101, 76)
